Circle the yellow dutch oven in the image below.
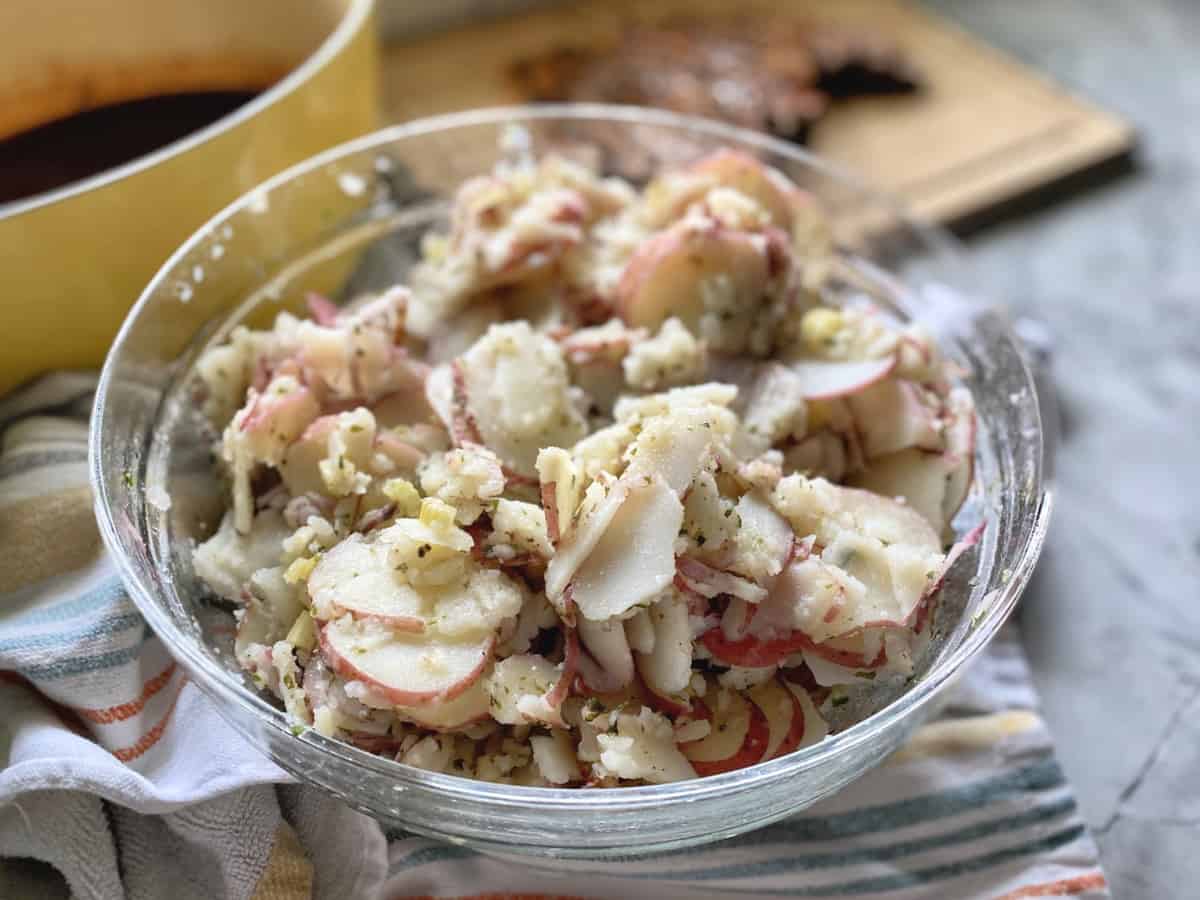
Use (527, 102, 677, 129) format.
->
(0, 0, 379, 395)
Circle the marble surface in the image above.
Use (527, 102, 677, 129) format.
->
(922, 2, 1200, 896)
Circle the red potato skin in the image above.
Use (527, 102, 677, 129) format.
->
(941, 405, 978, 522)
(633, 667, 693, 718)
(701, 625, 888, 670)
(540, 481, 561, 545)
(306, 292, 341, 327)
(353, 502, 397, 535)
(545, 626, 580, 713)
(674, 575, 713, 617)
(782, 662, 830, 707)
(327, 607, 425, 633)
(399, 685, 492, 731)
(801, 356, 898, 402)
(681, 696, 771, 776)
(908, 520, 986, 634)
(613, 225, 766, 329)
(688, 148, 801, 230)
(766, 686, 808, 760)
(448, 360, 485, 447)
(318, 625, 494, 707)
(613, 228, 680, 326)
(373, 432, 426, 471)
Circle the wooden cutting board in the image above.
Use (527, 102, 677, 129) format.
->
(381, 0, 1133, 229)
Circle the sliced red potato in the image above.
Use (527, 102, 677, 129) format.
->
(941, 387, 977, 524)
(615, 222, 769, 336)
(233, 567, 304, 665)
(702, 625, 808, 668)
(624, 607, 656, 654)
(543, 626, 580, 716)
(568, 476, 684, 621)
(679, 690, 770, 776)
(681, 469, 739, 556)
(767, 524, 938, 645)
(486, 653, 567, 725)
(319, 617, 493, 706)
(770, 478, 945, 636)
(781, 680, 829, 751)
(307, 535, 427, 630)
(688, 149, 804, 230)
(306, 292, 341, 326)
(558, 318, 644, 364)
(397, 677, 490, 730)
(788, 357, 897, 401)
(910, 520, 985, 633)
(536, 447, 582, 546)
(530, 730, 583, 785)
(836, 482, 943, 552)
(720, 596, 757, 642)
(676, 557, 768, 604)
(848, 378, 944, 459)
(372, 431, 427, 475)
(577, 615, 635, 692)
(234, 375, 321, 457)
(702, 603, 892, 671)
(459, 322, 587, 479)
(747, 677, 802, 761)
(851, 448, 949, 533)
(622, 408, 713, 496)
(544, 475, 628, 601)
(635, 590, 693, 699)
(778, 478, 941, 556)
(730, 491, 795, 584)
(370, 388, 436, 430)
(424, 362, 482, 447)
(640, 680, 692, 719)
(800, 628, 889, 671)
(783, 430, 849, 481)
(801, 634, 890, 688)
(734, 363, 809, 457)
(424, 364, 457, 435)
(595, 707, 698, 783)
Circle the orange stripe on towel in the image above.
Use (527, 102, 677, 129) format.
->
(76, 663, 177, 724)
(112, 683, 182, 762)
(994, 872, 1108, 898)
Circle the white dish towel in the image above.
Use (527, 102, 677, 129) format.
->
(0, 374, 1106, 900)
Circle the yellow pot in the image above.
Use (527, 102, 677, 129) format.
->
(0, 0, 379, 395)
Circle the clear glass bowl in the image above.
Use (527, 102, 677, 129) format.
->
(90, 105, 1050, 861)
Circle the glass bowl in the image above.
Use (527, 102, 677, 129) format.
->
(90, 105, 1050, 861)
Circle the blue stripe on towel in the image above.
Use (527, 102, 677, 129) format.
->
(1, 577, 127, 628)
(725, 824, 1088, 896)
(0, 613, 143, 653)
(20, 626, 153, 680)
(386, 760, 1071, 880)
(636, 797, 1077, 881)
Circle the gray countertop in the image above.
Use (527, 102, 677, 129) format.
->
(923, 2, 1200, 896)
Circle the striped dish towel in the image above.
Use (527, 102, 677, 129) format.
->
(0, 374, 1107, 900)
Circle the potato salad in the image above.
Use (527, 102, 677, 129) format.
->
(193, 147, 979, 786)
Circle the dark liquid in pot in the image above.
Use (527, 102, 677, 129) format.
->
(0, 91, 259, 206)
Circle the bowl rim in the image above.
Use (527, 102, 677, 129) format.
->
(0, 0, 375, 221)
(90, 103, 1052, 814)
